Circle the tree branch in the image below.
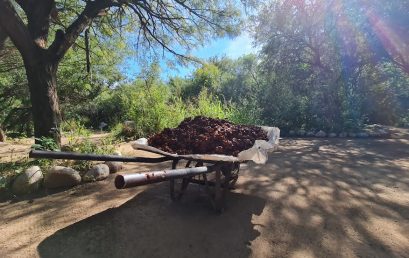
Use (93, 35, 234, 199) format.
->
(0, 0, 36, 61)
(49, 0, 115, 63)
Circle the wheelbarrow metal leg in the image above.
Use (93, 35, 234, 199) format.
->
(175, 161, 193, 200)
(214, 168, 224, 212)
(170, 159, 179, 200)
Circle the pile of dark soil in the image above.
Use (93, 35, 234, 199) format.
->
(148, 116, 268, 156)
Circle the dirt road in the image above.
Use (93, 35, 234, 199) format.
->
(1, 131, 409, 258)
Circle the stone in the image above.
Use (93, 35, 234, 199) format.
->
(315, 130, 327, 138)
(357, 132, 369, 138)
(377, 129, 390, 137)
(328, 133, 337, 138)
(373, 124, 382, 129)
(12, 166, 43, 195)
(83, 164, 110, 182)
(104, 161, 123, 174)
(306, 131, 315, 137)
(122, 121, 136, 137)
(123, 120, 135, 127)
(311, 144, 320, 152)
(297, 130, 306, 137)
(123, 121, 136, 132)
(348, 132, 356, 138)
(113, 151, 122, 156)
(44, 166, 81, 188)
(339, 132, 348, 138)
(135, 138, 148, 145)
(369, 131, 381, 137)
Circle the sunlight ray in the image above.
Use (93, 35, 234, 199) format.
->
(364, 8, 409, 70)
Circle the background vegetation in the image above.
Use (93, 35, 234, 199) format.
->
(1, 0, 408, 140)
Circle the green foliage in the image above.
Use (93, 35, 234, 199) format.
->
(228, 97, 264, 125)
(81, 61, 233, 139)
(0, 40, 32, 136)
(248, 0, 409, 132)
(0, 175, 8, 191)
(188, 64, 222, 97)
(107, 85, 231, 139)
(96, 82, 185, 138)
(30, 137, 61, 168)
(32, 137, 60, 151)
(187, 89, 231, 119)
(0, 159, 41, 191)
(63, 138, 116, 171)
(61, 120, 106, 171)
(61, 120, 92, 145)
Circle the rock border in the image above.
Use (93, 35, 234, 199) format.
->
(282, 126, 392, 139)
(7, 150, 126, 195)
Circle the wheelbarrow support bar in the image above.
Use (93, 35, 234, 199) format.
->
(29, 150, 173, 163)
(115, 166, 216, 189)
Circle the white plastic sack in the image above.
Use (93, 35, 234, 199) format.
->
(132, 126, 280, 164)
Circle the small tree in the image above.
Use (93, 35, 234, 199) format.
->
(0, 0, 241, 144)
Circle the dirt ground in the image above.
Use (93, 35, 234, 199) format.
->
(1, 128, 409, 258)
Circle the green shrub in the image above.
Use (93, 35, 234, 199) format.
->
(107, 84, 232, 139)
(32, 137, 60, 151)
(61, 120, 91, 140)
(228, 97, 264, 125)
(187, 89, 231, 119)
(62, 137, 116, 171)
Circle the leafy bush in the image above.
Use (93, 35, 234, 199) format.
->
(62, 137, 116, 171)
(228, 97, 264, 125)
(61, 120, 91, 137)
(99, 82, 233, 139)
(187, 89, 231, 120)
(30, 137, 60, 168)
(32, 137, 60, 151)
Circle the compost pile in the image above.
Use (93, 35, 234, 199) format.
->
(148, 116, 268, 156)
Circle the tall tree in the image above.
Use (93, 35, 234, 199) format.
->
(0, 0, 241, 144)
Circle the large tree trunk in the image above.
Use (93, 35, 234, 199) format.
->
(25, 59, 61, 145)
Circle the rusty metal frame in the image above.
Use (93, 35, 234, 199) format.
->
(168, 160, 240, 212)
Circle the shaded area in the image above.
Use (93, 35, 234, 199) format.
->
(37, 183, 265, 258)
(239, 138, 409, 257)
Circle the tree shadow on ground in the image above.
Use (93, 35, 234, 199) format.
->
(37, 183, 266, 258)
(4, 137, 409, 258)
(237, 138, 409, 257)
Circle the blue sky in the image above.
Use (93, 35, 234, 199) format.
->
(121, 32, 257, 81)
